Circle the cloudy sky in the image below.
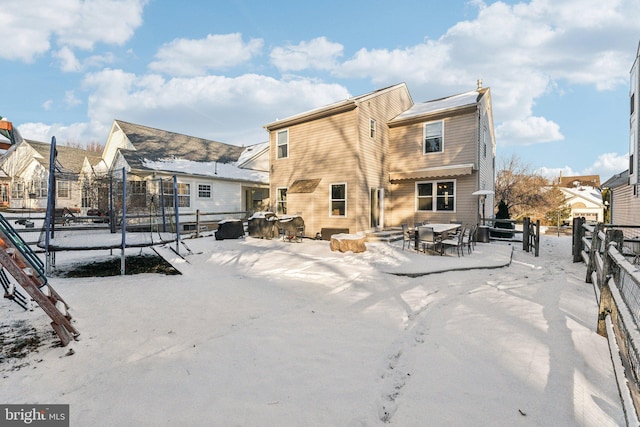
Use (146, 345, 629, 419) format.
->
(1, 0, 639, 181)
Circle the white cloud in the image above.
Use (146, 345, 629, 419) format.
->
(271, 37, 344, 72)
(496, 117, 564, 146)
(53, 47, 82, 72)
(0, 0, 146, 63)
(332, 0, 639, 145)
(536, 151, 629, 181)
(583, 152, 629, 177)
(78, 69, 351, 145)
(17, 121, 92, 145)
(536, 166, 577, 181)
(65, 91, 82, 108)
(149, 34, 264, 76)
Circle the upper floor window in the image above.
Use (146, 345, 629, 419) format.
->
(330, 183, 346, 216)
(277, 129, 289, 159)
(416, 180, 455, 212)
(482, 127, 487, 158)
(424, 121, 444, 154)
(370, 118, 376, 139)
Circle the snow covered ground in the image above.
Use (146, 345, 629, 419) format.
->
(0, 233, 626, 426)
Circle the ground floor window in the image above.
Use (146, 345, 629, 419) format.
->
(416, 180, 455, 212)
(81, 183, 92, 208)
(11, 180, 24, 200)
(162, 180, 191, 208)
(0, 184, 8, 204)
(277, 187, 287, 214)
(128, 180, 147, 208)
(33, 179, 47, 198)
(330, 183, 346, 216)
(57, 180, 71, 199)
(198, 183, 212, 199)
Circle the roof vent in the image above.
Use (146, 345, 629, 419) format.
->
(477, 79, 483, 90)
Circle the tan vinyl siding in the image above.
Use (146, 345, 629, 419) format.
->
(388, 175, 477, 227)
(386, 110, 481, 227)
(355, 87, 413, 231)
(269, 109, 359, 236)
(389, 112, 478, 173)
(268, 84, 412, 236)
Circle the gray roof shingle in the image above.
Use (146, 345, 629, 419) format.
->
(115, 120, 245, 171)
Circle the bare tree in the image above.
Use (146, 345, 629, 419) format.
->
(63, 140, 103, 153)
(495, 154, 551, 220)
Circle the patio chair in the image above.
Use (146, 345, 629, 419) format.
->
(441, 226, 466, 256)
(401, 224, 414, 251)
(462, 225, 475, 254)
(417, 225, 441, 254)
(466, 224, 478, 253)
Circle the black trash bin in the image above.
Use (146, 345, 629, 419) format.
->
(476, 225, 490, 243)
(215, 219, 245, 240)
(247, 212, 277, 239)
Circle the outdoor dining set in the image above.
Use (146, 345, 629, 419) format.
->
(402, 222, 478, 256)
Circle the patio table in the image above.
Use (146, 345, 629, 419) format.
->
(414, 223, 461, 253)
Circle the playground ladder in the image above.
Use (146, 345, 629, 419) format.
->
(0, 214, 79, 346)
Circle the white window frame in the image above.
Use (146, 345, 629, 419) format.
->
(177, 183, 191, 208)
(415, 180, 456, 212)
(276, 187, 287, 214)
(11, 180, 24, 199)
(276, 129, 289, 159)
(33, 179, 47, 198)
(423, 120, 444, 154)
(197, 183, 212, 199)
(370, 118, 376, 139)
(330, 183, 347, 217)
(57, 180, 71, 199)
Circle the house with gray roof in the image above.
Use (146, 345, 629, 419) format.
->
(98, 120, 269, 226)
(0, 139, 101, 211)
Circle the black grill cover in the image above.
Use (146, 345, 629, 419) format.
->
(215, 219, 244, 240)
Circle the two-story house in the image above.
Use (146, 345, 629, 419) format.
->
(264, 82, 496, 238)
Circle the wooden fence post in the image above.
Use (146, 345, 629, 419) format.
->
(585, 223, 601, 284)
(534, 220, 540, 257)
(196, 209, 201, 238)
(596, 229, 624, 337)
(572, 217, 585, 262)
(523, 217, 530, 252)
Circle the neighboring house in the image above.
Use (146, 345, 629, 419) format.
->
(0, 139, 100, 211)
(602, 170, 630, 224)
(558, 174, 601, 189)
(264, 82, 496, 237)
(98, 120, 269, 226)
(556, 180, 604, 223)
(603, 40, 640, 237)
